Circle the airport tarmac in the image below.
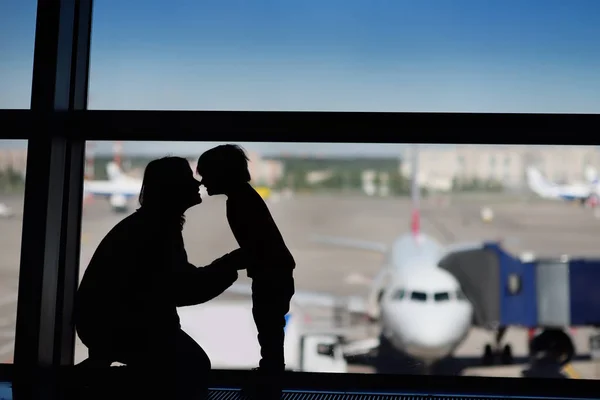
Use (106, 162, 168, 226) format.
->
(1, 192, 600, 378)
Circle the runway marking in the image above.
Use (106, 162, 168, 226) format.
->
(0, 294, 16, 308)
(344, 273, 372, 286)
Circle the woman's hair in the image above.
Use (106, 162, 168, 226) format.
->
(138, 156, 191, 229)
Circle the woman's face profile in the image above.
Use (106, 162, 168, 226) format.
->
(175, 164, 202, 210)
(142, 159, 202, 211)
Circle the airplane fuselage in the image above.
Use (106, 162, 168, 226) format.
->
(368, 235, 474, 365)
(83, 163, 143, 212)
(379, 278, 472, 363)
(526, 166, 600, 204)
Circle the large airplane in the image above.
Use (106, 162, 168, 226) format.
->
(221, 145, 513, 374)
(83, 162, 143, 213)
(303, 145, 483, 372)
(526, 166, 600, 206)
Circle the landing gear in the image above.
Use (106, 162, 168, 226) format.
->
(501, 343, 513, 365)
(481, 326, 513, 366)
(483, 344, 494, 365)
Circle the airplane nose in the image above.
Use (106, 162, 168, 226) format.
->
(414, 330, 452, 349)
(396, 305, 470, 359)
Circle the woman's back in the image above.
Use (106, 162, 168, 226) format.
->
(75, 209, 182, 348)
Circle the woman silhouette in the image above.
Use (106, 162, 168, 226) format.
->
(75, 156, 246, 398)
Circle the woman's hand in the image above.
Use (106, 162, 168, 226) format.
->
(223, 248, 249, 270)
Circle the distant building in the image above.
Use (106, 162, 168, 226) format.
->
(410, 145, 600, 190)
(247, 151, 284, 186)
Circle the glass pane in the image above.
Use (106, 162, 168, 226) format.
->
(75, 141, 599, 380)
(0, 1, 37, 109)
(88, 1, 600, 112)
(0, 140, 27, 363)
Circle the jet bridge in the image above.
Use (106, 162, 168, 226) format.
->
(438, 242, 600, 329)
(438, 242, 600, 365)
(437, 242, 534, 330)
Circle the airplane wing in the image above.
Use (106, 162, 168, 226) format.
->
(310, 234, 388, 254)
(223, 283, 378, 360)
(83, 181, 141, 198)
(341, 337, 381, 358)
(439, 241, 486, 259)
(225, 283, 368, 315)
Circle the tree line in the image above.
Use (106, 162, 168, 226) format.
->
(0, 168, 26, 193)
(86, 156, 505, 196)
(271, 163, 505, 196)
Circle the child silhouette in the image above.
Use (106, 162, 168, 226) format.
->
(197, 145, 296, 377)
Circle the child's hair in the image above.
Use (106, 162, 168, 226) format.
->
(197, 144, 251, 182)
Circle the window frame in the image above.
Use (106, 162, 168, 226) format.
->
(1, 109, 593, 143)
(11, 0, 91, 379)
(1, 0, 600, 398)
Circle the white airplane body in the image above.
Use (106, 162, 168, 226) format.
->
(83, 162, 143, 212)
(310, 231, 475, 369)
(526, 166, 600, 204)
(379, 238, 473, 364)
(382, 269, 471, 362)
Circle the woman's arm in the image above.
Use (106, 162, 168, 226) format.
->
(173, 240, 247, 307)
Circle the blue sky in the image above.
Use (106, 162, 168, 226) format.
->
(1, 1, 600, 116)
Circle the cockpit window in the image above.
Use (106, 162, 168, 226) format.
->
(392, 289, 406, 300)
(410, 291, 427, 302)
(456, 289, 467, 301)
(434, 292, 450, 302)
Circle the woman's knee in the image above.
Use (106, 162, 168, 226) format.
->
(176, 330, 212, 372)
(185, 345, 211, 373)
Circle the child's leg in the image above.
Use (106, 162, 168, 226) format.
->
(251, 274, 295, 370)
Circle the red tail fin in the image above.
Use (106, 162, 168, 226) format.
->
(410, 145, 420, 238)
(411, 209, 420, 237)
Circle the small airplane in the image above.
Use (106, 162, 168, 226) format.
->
(83, 162, 143, 213)
(526, 166, 600, 206)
